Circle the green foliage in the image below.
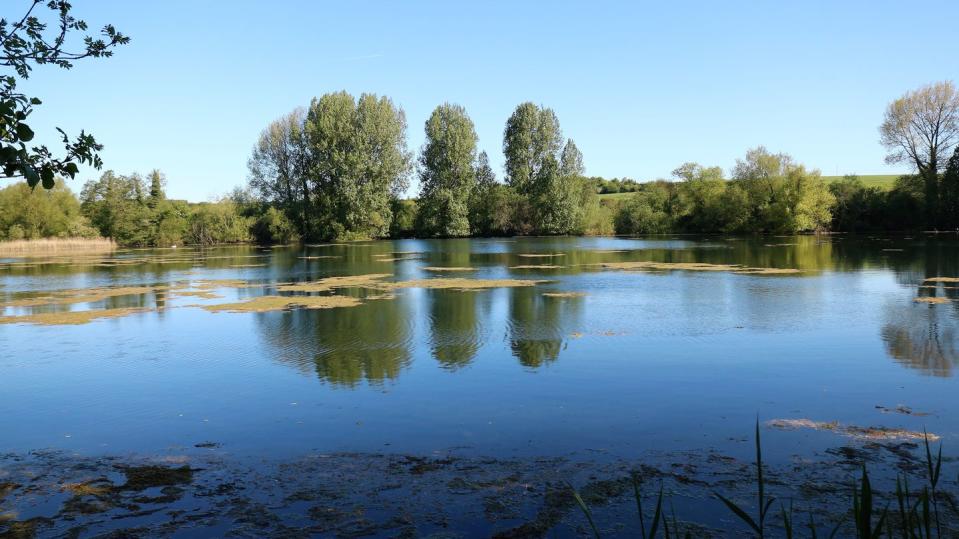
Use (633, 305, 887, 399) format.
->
(247, 108, 311, 236)
(1, 1, 128, 189)
(389, 198, 418, 238)
(614, 182, 676, 234)
(730, 147, 835, 233)
(503, 102, 563, 195)
(187, 200, 252, 246)
(80, 171, 155, 246)
(417, 103, 477, 237)
(0, 180, 96, 240)
(77, 170, 256, 247)
(502, 105, 585, 235)
(942, 148, 959, 229)
(252, 206, 299, 244)
(714, 420, 776, 538)
(304, 91, 412, 240)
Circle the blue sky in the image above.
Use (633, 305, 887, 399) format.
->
(12, 0, 959, 201)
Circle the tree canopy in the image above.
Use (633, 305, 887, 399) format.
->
(1, 1, 128, 189)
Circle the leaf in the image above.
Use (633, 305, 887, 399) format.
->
(15, 122, 34, 142)
(567, 482, 601, 539)
(714, 491, 761, 534)
(23, 165, 39, 187)
(40, 166, 54, 189)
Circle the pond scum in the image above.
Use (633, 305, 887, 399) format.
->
(566, 422, 958, 538)
(1, 421, 956, 537)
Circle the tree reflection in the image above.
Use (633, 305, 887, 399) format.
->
(881, 302, 958, 376)
(427, 289, 483, 370)
(883, 239, 959, 376)
(257, 290, 413, 387)
(507, 287, 582, 368)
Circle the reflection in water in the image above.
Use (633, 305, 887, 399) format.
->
(508, 287, 583, 368)
(427, 289, 483, 370)
(259, 291, 414, 387)
(881, 301, 959, 377)
(882, 242, 959, 376)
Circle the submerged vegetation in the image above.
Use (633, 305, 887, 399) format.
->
(569, 421, 958, 538)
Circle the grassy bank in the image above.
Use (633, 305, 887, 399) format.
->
(0, 238, 117, 257)
(598, 175, 901, 202)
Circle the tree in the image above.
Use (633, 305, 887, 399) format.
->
(528, 155, 580, 234)
(943, 148, 959, 229)
(731, 147, 834, 233)
(503, 102, 562, 194)
(1, 1, 129, 189)
(0, 180, 95, 239)
(559, 138, 584, 177)
(503, 104, 582, 234)
(147, 169, 165, 209)
(80, 170, 153, 245)
(880, 81, 959, 225)
(247, 108, 311, 236)
(416, 103, 478, 237)
(614, 183, 674, 234)
(304, 91, 411, 239)
(672, 162, 727, 231)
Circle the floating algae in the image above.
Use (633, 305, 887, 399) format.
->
(597, 261, 801, 275)
(914, 296, 952, 304)
(192, 279, 269, 290)
(422, 266, 476, 272)
(383, 277, 542, 291)
(767, 418, 939, 441)
(275, 274, 393, 293)
(203, 295, 364, 313)
(170, 290, 223, 300)
(517, 253, 566, 258)
(0, 307, 151, 325)
(0, 285, 163, 308)
(924, 277, 959, 283)
(510, 265, 565, 269)
(374, 256, 422, 262)
(542, 292, 586, 298)
(298, 256, 341, 260)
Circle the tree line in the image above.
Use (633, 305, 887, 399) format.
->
(3, 81, 958, 246)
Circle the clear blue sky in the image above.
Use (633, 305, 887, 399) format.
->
(12, 0, 959, 201)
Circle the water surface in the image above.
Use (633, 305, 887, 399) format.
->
(2, 235, 958, 465)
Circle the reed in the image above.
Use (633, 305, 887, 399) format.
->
(0, 237, 116, 256)
(568, 422, 956, 537)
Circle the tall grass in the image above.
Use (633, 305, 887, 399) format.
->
(0, 237, 117, 256)
(568, 420, 956, 538)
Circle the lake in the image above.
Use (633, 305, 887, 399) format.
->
(2, 235, 958, 535)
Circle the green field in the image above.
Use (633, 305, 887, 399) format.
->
(819, 174, 899, 189)
(597, 174, 901, 201)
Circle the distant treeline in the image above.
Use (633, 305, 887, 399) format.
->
(4, 85, 959, 246)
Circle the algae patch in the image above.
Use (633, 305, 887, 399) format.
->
(0, 285, 162, 308)
(203, 295, 363, 313)
(542, 292, 586, 298)
(767, 419, 939, 441)
(510, 265, 565, 270)
(597, 261, 800, 275)
(422, 266, 476, 272)
(914, 296, 952, 304)
(0, 307, 151, 326)
(384, 277, 542, 291)
(275, 274, 392, 293)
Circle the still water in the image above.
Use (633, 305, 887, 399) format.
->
(2, 235, 958, 464)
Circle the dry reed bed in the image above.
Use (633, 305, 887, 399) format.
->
(0, 238, 116, 256)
